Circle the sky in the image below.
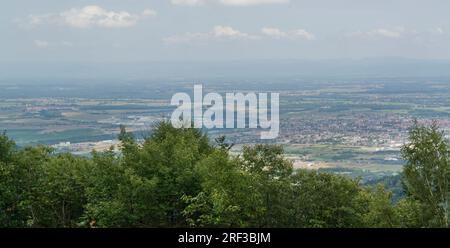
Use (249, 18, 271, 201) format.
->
(1, 0, 450, 63)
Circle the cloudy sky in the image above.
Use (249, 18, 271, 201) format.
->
(2, 0, 450, 62)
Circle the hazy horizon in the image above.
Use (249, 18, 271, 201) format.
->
(2, 58, 450, 80)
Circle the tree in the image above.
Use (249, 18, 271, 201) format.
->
(0, 131, 15, 164)
(3, 121, 450, 228)
(0, 133, 22, 227)
(401, 121, 450, 227)
(34, 154, 89, 227)
(239, 145, 293, 227)
(137, 121, 213, 227)
(83, 122, 214, 227)
(361, 185, 399, 228)
(82, 148, 159, 227)
(0, 136, 52, 227)
(394, 198, 424, 228)
(184, 148, 267, 227)
(289, 170, 368, 228)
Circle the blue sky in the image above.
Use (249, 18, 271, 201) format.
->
(1, 0, 450, 62)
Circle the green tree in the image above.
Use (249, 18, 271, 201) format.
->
(4, 121, 450, 228)
(82, 148, 158, 227)
(289, 170, 368, 228)
(83, 122, 214, 227)
(34, 154, 89, 227)
(361, 185, 399, 228)
(401, 121, 450, 227)
(0, 133, 22, 227)
(0, 131, 15, 164)
(239, 145, 293, 227)
(137, 122, 213, 226)
(394, 198, 424, 228)
(184, 149, 263, 227)
(0, 134, 52, 227)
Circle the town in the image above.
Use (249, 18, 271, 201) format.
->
(1, 78, 450, 176)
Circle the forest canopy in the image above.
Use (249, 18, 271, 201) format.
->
(0, 121, 449, 228)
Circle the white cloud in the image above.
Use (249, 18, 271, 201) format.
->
(213, 25, 255, 38)
(261, 27, 315, 40)
(348, 27, 408, 39)
(34, 40, 73, 48)
(171, 0, 289, 6)
(163, 32, 210, 44)
(61, 41, 74, 47)
(219, 0, 289, 6)
(164, 25, 258, 44)
(367, 28, 403, 38)
(34, 40, 50, 48)
(164, 26, 316, 44)
(430, 27, 445, 35)
(261, 27, 287, 38)
(171, 0, 206, 6)
(347, 27, 448, 45)
(142, 9, 157, 17)
(23, 5, 156, 29)
(353, 26, 447, 39)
